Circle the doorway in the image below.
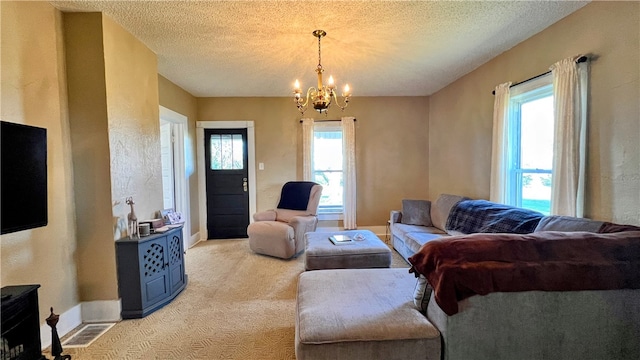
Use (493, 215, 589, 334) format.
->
(204, 129, 249, 238)
(160, 121, 175, 210)
(159, 106, 191, 247)
(196, 121, 256, 240)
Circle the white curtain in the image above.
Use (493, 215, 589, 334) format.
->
(301, 118, 314, 181)
(489, 82, 512, 203)
(341, 116, 357, 229)
(549, 56, 588, 217)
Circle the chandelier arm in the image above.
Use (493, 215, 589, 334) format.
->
(323, 89, 333, 109)
(296, 87, 318, 115)
(331, 90, 350, 111)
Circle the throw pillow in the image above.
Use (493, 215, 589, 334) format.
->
(534, 215, 603, 233)
(413, 274, 432, 313)
(431, 194, 468, 231)
(598, 222, 640, 233)
(401, 200, 432, 227)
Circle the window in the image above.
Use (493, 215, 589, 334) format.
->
(507, 76, 553, 214)
(494, 58, 587, 217)
(312, 123, 343, 215)
(209, 134, 244, 170)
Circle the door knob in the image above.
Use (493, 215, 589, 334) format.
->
(243, 178, 248, 192)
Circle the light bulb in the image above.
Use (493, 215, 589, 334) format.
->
(343, 84, 350, 96)
(294, 79, 301, 90)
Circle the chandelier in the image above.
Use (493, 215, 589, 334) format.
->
(293, 30, 352, 115)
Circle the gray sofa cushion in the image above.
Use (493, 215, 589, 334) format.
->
(401, 199, 432, 226)
(391, 223, 446, 240)
(405, 232, 447, 254)
(392, 236, 415, 263)
(431, 194, 467, 231)
(535, 215, 604, 232)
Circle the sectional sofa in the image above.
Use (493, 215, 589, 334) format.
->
(295, 194, 640, 360)
(391, 194, 640, 359)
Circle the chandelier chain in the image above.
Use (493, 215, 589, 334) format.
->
(318, 35, 322, 68)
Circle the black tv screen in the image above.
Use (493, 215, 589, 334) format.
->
(1, 121, 48, 234)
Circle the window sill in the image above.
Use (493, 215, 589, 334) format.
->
(317, 213, 343, 221)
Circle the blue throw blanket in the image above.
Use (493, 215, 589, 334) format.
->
(446, 199, 543, 234)
(277, 181, 318, 211)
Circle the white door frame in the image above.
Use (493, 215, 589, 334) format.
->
(159, 121, 175, 210)
(159, 106, 191, 247)
(196, 121, 256, 240)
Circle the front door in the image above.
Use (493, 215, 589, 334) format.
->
(204, 129, 249, 239)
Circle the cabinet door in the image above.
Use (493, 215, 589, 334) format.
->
(167, 231, 186, 293)
(140, 238, 171, 308)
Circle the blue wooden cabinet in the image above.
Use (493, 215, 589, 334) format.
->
(115, 226, 187, 319)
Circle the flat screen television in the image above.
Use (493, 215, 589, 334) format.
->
(1, 121, 48, 234)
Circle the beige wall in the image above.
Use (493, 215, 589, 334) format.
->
(0, 1, 80, 323)
(428, 1, 640, 225)
(64, 12, 163, 301)
(158, 75, 199, 238)
(102, 15, 164, 231)
(63, 12, 117, 302)
(197, 96, 429, 226)
(1, 2, 177, 321)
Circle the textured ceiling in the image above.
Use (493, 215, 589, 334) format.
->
(51, 1, 589, 97)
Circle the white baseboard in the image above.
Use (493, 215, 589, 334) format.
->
(39, 300, 121, 350)
(81, 300, 121, 323)
(188, 232, 202, 248)
(40, 304, 82, 350)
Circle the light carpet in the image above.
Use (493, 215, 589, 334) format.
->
(45, 238, 409, 359)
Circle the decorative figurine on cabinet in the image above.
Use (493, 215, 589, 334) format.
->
(126, 197, 139, 239)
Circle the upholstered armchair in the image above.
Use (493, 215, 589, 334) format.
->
(247, 181, 323, 259)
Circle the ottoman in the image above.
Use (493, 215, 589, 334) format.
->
(304, 230, 392, 270)
(295, 268, 442, 360)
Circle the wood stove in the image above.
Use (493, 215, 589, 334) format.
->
(1, 285, 46, 360)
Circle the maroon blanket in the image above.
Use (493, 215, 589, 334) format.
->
(408, 231, 640, 316)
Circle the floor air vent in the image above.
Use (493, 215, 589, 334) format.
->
(61, 323, 115, 348)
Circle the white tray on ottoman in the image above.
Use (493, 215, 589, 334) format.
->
(304, 230, 392, 270)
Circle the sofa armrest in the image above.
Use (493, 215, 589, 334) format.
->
(390, 210, 402, 224)
(289, 215, 319, 254)
(289, 215, 318, 228)
(253, 209, 277, 222)
(275, 208, 312, 223)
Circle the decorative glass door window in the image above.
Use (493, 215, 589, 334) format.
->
(209, 134, 244, 170)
